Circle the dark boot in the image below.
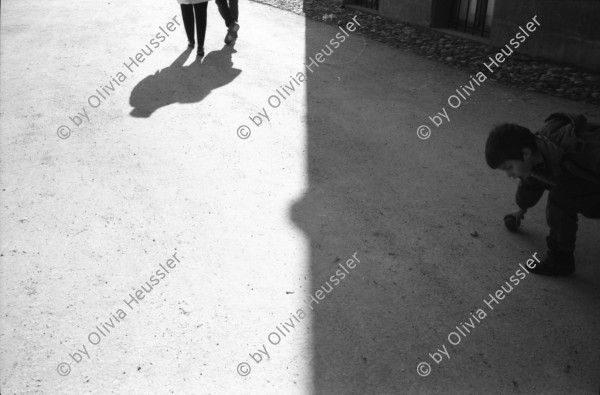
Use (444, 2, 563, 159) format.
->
(225, 22, 239, 45)
(530, 237, 575, 276)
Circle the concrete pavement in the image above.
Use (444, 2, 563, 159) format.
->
(1, 0, 599, 394)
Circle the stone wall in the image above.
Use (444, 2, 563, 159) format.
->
(378, 0, 432, 27)
(489, 0, 600, 71)
(362, 0, 600, 71)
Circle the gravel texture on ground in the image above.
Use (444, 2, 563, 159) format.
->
(250, 0, 600, 106)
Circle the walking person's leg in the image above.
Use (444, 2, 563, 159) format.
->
(180, 4, 196, 48)
(193, 2, 208, 57)
(215, 0, 235, 27)
(215, 0, 239, 45)
(229, 0, 238, 23)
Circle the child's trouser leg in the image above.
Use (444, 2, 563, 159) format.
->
(546, 182, 600, 252)
(546, 196, 578, 253)
(532, 180, 600, 275)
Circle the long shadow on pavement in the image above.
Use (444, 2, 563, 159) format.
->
(129, 46, 241, 118)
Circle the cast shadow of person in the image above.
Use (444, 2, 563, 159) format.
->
(129, 46, 241, 118)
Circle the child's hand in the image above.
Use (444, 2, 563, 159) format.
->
(504, 209, 526, 232)
(512, 209, 526, 220)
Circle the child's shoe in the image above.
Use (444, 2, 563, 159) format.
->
(530, 237, 575, 276)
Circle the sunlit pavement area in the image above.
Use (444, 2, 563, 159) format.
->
(1, 1, 599, 394)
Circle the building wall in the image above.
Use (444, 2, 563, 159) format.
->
(371, 0, 600, 71)
(490, 0, 600, 71)
(378, 0, 432, 27)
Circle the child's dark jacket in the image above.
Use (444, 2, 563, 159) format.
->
(516, 113, 600, 210)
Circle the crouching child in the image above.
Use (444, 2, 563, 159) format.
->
(485, 113, 600, 276)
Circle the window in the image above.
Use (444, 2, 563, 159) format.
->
(450, 0, 495, 37)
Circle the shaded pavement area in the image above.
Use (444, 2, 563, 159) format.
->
(1, 1, 599, 394)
